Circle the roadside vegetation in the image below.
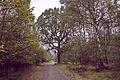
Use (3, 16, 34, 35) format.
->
(0, 0, 50, 79)
(52, 0, 120, 80)
(56, 64, 120, 80)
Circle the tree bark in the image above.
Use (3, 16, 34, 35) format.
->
(57, 48, 61, 63)
(57, 53, 61, 63)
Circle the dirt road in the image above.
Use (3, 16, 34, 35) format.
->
(38, 65, 72, 80)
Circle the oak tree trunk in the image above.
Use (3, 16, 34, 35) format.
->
(57, 48, 61, 64)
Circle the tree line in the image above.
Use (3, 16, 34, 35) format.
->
(0, 0, 50, 78)
(36, 0, 120, 70)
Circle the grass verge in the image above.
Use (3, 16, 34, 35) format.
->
(5, 64, 44, 80)
(56, 64, 120, 80)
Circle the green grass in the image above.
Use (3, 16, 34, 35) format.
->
(0, 65, 43, 80)
(56, 64, 120, 80)
(8, 66, 43, 80)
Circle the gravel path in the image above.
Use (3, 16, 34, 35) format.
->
(38, 65, 72, 80)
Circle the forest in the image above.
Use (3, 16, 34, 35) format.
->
(37, 0, 120, 68)
(0, 0, 50, 79)
(0, 0, 120, 80)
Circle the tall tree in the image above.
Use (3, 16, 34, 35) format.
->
(36, 7, 77, 63)
(60, 0, 120, 68)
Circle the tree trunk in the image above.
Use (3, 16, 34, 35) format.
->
(57, 49, 61, 64)
(57, 54, 61, 63)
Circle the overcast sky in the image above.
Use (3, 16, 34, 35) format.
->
(30, 0, 61, 20)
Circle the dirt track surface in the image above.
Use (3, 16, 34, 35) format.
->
(38, 65, 72, 80)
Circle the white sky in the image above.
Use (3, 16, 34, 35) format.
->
(30, 0, 61, 20)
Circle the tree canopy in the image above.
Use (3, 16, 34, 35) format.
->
(36, 7, 78, 63)
(0, 0, 50, 78)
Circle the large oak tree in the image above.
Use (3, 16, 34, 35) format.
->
(36, 7, 77, 63)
